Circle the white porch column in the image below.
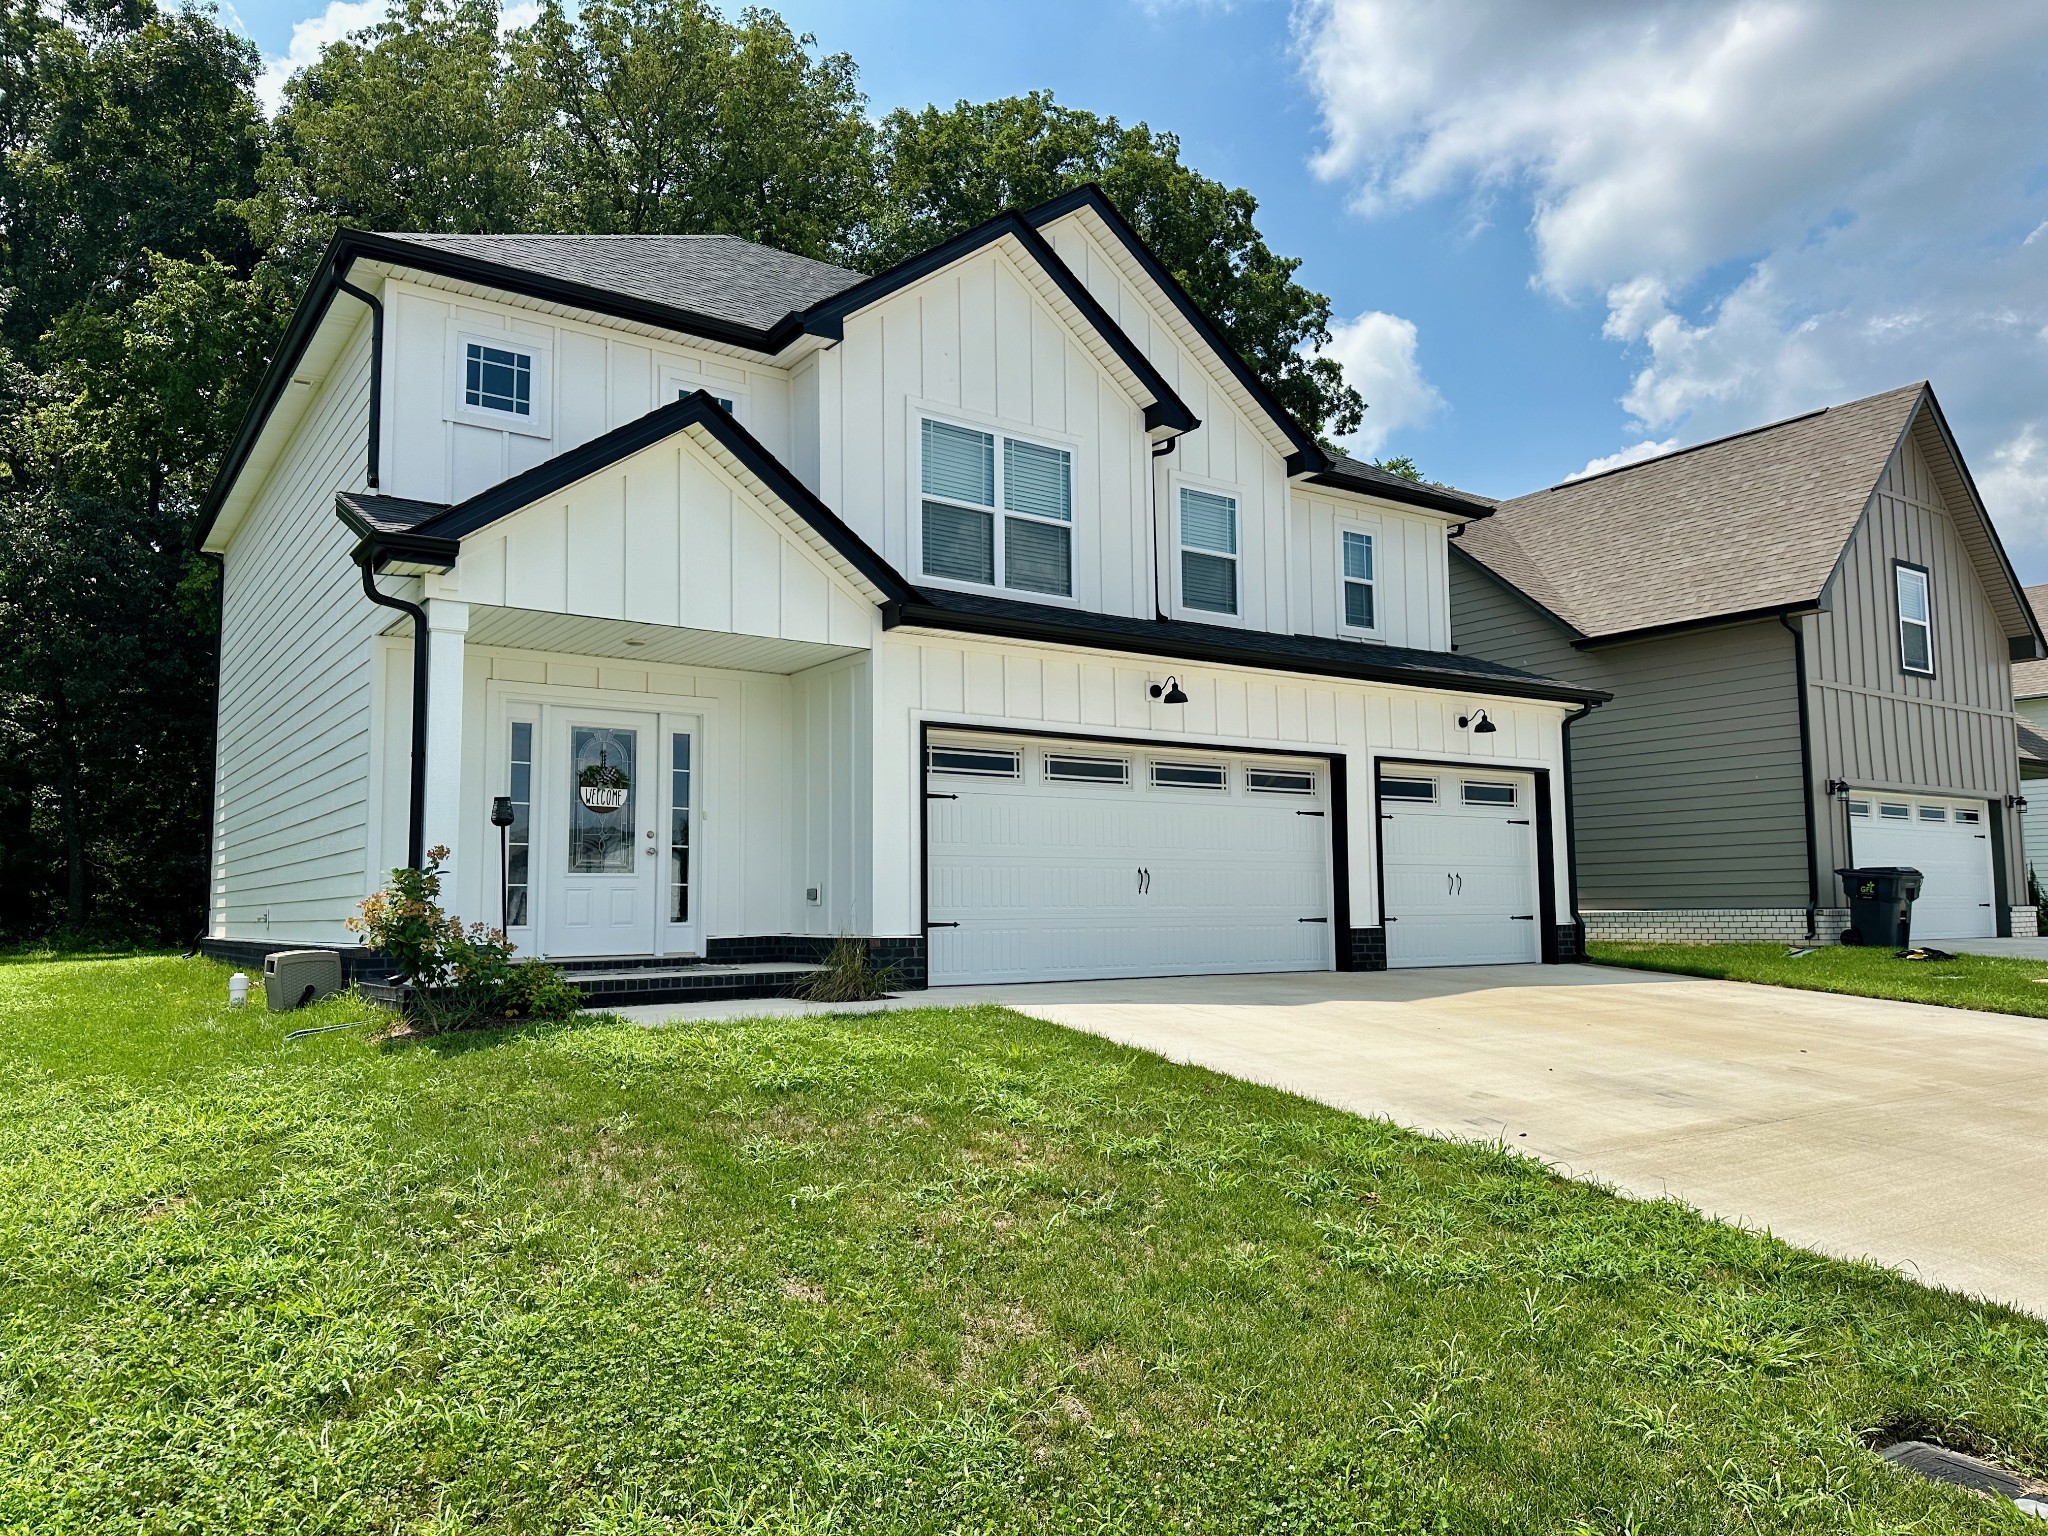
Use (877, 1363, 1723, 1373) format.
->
(420, 598, 470, 881)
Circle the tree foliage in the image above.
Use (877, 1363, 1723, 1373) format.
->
(0, 0, 1375, 941)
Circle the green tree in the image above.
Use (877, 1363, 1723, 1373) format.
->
(1369, 455, 1423, 482)
(513, 0, 871, 258)
(247, 0, 539, 273)
(866, 92, 1364, 441)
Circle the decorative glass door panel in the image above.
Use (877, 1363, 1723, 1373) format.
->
(544, 709, 660, 957)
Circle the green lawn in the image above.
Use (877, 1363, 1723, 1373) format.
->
(4, 955, 2048, 1533)
(1589, 939, 2048, 1018)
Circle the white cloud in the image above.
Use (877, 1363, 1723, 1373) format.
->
(1567, 438, 1680, 482)
(1296, 0, 2048, 564)
(1316, 308, 1443, 457)
(256, 0, 387, 114)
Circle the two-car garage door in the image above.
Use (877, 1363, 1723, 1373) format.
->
(924, 735, 1549, 985)
(925, 734, 1333, 986)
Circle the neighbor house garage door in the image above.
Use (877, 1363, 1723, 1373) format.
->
(925, 734, 1333, 985)
(1847, 795, 1996, 939)
(1379, 764, 1542, 968)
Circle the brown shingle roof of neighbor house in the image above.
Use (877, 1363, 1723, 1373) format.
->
(375, 232, 868, 334)
(1457, 382, 1933, 641)
(2015, 585, 2048, 699)
(2018, 719, 2048, 767)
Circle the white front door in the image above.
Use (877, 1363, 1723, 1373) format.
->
(1847, 795, 1996, 939)
(925, 734, 1332, 985)
(544, 708, 662, 958)
(1381, 766, 1542, 968)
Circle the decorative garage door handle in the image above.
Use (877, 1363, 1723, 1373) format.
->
(1136, 867, 1152, 895)
(1446, 873, 1463, 894)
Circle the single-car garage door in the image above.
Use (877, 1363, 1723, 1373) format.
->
(925, 734, 1333, 985)
(1847, 795, 1996, 939)
(1379, 765, 1542, 968)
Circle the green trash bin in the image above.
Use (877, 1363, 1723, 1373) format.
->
(1835, 866, 1923, 948)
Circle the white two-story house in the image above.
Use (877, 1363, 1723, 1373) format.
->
(196, 187, 1604, 999)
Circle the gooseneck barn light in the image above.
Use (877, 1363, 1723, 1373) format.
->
(1457, 708, 1498, 734)
(1148, 676, 1189, 705)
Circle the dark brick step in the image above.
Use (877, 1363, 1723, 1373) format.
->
(572, 962, 823, 1008)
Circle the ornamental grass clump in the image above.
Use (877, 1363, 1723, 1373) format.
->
(348, 847, 583, 1030)
(795, 936, 898, 1003)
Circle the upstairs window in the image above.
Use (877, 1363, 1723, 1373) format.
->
(1341, 528, 1376, 632)
(1179, 487, 1238, 615)
(465, 342, 532, 417)
(1896, 562, 1933, 676)
(920, 419, 1072, 597)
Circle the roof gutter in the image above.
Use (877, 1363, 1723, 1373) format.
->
(1559, 698, 1600, 947)
(882, 599, 1610, 706)
(1573, 601, 1822, 651)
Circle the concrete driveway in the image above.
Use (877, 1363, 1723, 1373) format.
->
(620, 963, 2048, 1316)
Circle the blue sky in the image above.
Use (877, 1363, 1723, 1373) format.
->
(229, 0, 2048, 576)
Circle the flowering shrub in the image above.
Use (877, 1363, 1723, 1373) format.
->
(348, 848, 582, 1028)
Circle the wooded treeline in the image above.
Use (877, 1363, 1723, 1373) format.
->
(0, 0, 1364, 942)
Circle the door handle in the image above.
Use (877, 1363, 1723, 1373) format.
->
(1455, 873, 1463, 894)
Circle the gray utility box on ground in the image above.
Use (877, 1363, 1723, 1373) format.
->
(263, 949, 344, 1011)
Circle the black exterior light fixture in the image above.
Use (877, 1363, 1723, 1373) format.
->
(1826, 779, 1852, 800)
(1149, 676, 1189, 705)
(2009, 793, 2030, 812)
(1457, 708, 1498, 734)
(490, 795, 516, 934)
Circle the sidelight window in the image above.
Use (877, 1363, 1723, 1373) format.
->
(505, 721, 533, 926)
(670, 734, 692, 923)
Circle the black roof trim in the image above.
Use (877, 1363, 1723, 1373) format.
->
(885, 589, 1608, 705)
(1029, 184, 1325, 467)
(1302, 461, 1497, 519)
(412, 391, 919, 604)
(798, 206, 1197, 435)
(336, 496, 459, 568)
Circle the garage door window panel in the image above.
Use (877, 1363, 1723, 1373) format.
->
(1248, 769, 1316, 796)
(1152, 761, 1228, 791)
(1463, 780, 1517, 807)
(930, 745, 1020, 779)
(920, 418, 1073, 597)
(1045, 754, 1130, 786)
(1381, 776, 1437, 803)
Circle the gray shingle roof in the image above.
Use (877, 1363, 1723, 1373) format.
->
(1458, 383, 1928, 640)
(374, 232, 865, 334)
(2017, 585, 2048, 699)
(336, 490, 446, 536)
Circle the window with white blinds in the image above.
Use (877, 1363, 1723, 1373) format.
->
(1179, 487, 1238, 615)
(920, 418, 1073, 596)
(1341, 528, 1375, 631)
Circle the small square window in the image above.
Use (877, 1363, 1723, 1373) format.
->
(1247, 768, 1316, 796)
(1462, 780, 1517, 807)
(465, 342, 532, 416)
(1046, 754, 1130, 785)
(929, 746, 1019, 778)
(1381, 776, 1437, 803)
(1151, 761, 1227, 791)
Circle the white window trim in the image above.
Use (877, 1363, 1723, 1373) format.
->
(447, 328, 553, 437)
(659, 364, 747, 419)
(1170, 472, 1248, 627)
(1335, 517, 1382, 640)
(909, 405, 1085, 608)
(1896, 563, 1934, 677)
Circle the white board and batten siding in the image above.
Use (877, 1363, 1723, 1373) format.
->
(1293, 488, 1452, 651)
(379, 277, 794, 507)
(806, 244, 1155, 619)
(212, 314, 385, 941)
(429, 430, 877, 651)
(868, 628, 1573, 943)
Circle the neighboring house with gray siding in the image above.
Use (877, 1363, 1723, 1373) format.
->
(1450, 382, 2046, 944)
(2011, 583, 2048, 897)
